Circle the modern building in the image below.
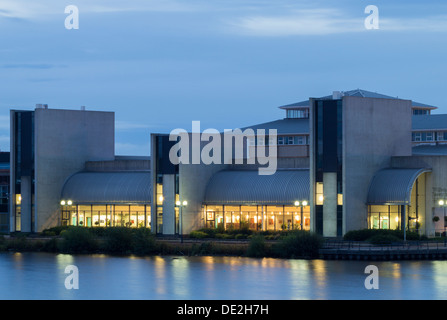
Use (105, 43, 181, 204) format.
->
(0, 152, 10, 233)
(8, 89, 447, 238)
(10, 106, 115, 232)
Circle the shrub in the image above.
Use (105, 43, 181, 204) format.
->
(235, 234, 248, 240)
(190, 231, 209, 239)
(196, 228, 219, 238)
(343, 229, 421, 241)
(368, 234, 402, 245)
(132, 228, 156, 256)
(102, 227, 134, 254)
(0, 235, 5, 251)
(191, 242, 214, 255)
(59, 227, 98, 253)
(273, 230, 323, 259)
(246, 235, 267, 258)
(42, 238, 60, 252)
(41, 226, 70, 236)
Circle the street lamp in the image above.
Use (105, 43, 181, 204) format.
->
(294, 200, 308, 230)
(60, 199, 73, 226)
(176, 200, 188, 243)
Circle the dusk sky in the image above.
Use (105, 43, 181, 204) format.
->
(1, 0, 446, 155)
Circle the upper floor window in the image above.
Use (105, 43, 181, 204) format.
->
(287, 109, 309, 119)
(413, 109, 430, 115)
(278, 135, 308, 145)
(412, 131, 439, 142)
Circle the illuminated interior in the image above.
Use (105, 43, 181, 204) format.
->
(61, 203, 151, 228)
(204, 204, 310, 231)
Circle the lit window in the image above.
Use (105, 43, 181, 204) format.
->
(316, 183, 324, 205)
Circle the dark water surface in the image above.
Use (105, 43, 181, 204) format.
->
(0, 252, 445, 300)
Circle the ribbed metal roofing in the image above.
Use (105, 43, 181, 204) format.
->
(279, 89, 436, 109)
(412, 114, 447, 131)
(204, 169, 309, 205)
(367, 168, 431, 205)
(242, 118, 309, 135)
(61, 171, 151, 204)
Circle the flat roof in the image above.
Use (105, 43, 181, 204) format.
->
(412, 144, 447, 156)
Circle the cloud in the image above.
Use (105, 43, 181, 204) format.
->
(227, 7, 447, 36)
(227, 8, 364, 36)
(0, 0, 200, 20)
(380, 15, 447, 32)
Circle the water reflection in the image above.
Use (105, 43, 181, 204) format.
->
(0, 252, 446, 300)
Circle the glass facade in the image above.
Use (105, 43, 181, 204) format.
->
(368, 205, 401, 230)
(62, 204, 151, 228)
(314, 99, 343, 236)
(13, 111, 35, 232)
(412, 131, 447, 142)
(203, 204, 310, 232)
(286, 109, 309, 119)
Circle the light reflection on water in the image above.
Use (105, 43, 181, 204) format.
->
(0, 252, 446, 300)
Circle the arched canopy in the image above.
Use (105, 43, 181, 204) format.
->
(204, 169, 309, 205)
(61, 171, 152, 205)
(367, 168, 431, 205)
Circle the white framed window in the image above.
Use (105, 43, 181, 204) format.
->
(278, 136, 284, 145)
(437, 132, 445, 141)
(414, 132, 421, 142)
(426, 132, 434, 141)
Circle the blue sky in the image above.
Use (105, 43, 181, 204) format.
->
(1, 0, 447, 155)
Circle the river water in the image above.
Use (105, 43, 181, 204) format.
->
(0, 252, 445, 300)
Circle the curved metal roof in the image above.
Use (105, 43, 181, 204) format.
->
(61, 171, 151, 205)
(367, 168, 431, 205)
(204, 169, 309, 205)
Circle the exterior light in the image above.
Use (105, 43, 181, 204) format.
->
(294, 201, 300, 206)
(395, 217, 399, 222)
(439, 200, 445, 206)
(60, 200, 66, 206)
(318, 195, 324, 202)
(178, 199, 188, 244)
(302, 200, 308, 206)
(67, 200, 73, 206)
(159, 195, 164, 203)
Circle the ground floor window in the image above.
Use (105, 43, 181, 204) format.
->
(62, 204, 151, 228)
(368, 205, 401, 230)
(203, 204, 310, 232)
